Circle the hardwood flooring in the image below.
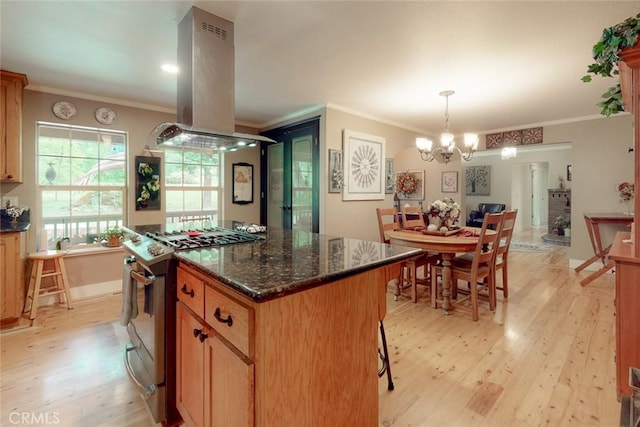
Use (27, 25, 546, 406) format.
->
(0, 227, 619, 426)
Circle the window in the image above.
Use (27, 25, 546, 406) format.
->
(37, 122, 127, 247)
(164, 147, 222, 224)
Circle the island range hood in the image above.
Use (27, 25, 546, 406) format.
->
(152, 7, 275, 149)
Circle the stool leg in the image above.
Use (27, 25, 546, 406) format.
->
(57, 257, 73, 310)
(24, 260, 38, 314)
(29, 260, 44, 320)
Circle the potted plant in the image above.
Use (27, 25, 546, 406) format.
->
(102, 227, 123, 247)
(582, 13, 640, 116)
(554, 215, 570, 236)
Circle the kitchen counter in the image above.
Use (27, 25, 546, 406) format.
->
(175, 226, 422, 302)
(0, 220, 30, 233)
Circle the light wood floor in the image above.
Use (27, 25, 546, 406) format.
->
(0, 227, 619, 426)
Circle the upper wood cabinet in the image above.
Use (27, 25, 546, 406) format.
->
(1, 70, 28, 183)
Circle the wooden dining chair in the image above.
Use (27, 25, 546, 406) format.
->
(401, 205, 426, 230)
(376, 207, 438, 302)
(494, 209, 518, 303)
(436, 212, 504, 321)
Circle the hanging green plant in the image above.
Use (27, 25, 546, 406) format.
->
(582, 13, 640, 116)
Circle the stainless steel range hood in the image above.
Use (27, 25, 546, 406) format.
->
(152, 7, 274, 149)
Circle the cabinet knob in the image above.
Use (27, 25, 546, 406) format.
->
(6, 175, 13, 180)
(198, 332, 208, 343)
(193, 328, 203, 338)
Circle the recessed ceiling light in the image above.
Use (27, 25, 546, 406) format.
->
(161, 64, 178, 74)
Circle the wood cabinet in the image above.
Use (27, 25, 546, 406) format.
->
(175, 261, 385, 426)
(609, 233, 640, 398)
(0, 232, 27, 325)
(0, 70, 27, 183)
(176, 267, 254, 427)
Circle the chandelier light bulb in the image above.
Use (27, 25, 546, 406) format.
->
(414, 90, 477, 164)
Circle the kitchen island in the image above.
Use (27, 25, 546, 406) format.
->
(172, 226, 421, 426)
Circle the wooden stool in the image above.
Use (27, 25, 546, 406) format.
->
(24, 250, 73, 320)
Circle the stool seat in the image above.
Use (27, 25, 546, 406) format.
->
(24, 250, 73, 320)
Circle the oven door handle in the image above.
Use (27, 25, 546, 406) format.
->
(130, 270, 154, 286)
(123, 343, 157, 399)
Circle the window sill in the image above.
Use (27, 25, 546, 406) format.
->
(62, 244, 124, 258)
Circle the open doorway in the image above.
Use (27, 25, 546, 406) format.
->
(510, 162, 548, 231)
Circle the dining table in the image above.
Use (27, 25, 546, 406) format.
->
(386, 227, 495, 313)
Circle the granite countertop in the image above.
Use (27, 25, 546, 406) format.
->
(0, 220, 30, 233)
(174, 227, 422, 302)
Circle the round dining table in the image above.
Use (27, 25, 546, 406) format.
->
(386, 227, 495, 313)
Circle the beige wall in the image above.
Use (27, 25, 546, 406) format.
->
(3, 88, 633, 294)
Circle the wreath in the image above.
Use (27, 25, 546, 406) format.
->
(396, 171, 419, 195)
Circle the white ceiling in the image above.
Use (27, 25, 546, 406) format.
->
(1, 1, 638, 136)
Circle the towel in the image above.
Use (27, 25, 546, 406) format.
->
(119, 263, 138, 326)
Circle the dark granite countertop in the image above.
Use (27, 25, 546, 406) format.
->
(0, 220, 30, 233)
(174, 227, 422, 303)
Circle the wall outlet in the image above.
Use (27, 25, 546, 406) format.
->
(2, 196, 18, 207)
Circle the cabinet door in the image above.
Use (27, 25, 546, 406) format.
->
(0, 71, 26, 183)
(0, 233, 20, 321)
(176, 302, 205, 427)
(204, 335, 254, 427)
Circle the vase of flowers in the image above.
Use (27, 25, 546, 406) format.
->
(5, 203, 29, 223)
(618, 181, 635, 215)
(428, 198, 461, 228)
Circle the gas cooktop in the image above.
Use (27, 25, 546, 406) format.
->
(122, 225, 265, 266)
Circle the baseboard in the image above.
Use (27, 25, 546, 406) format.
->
(38, 280, 121, 306)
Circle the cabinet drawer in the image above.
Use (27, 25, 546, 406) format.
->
(205, 286, 251, 356)
(177, 266, 205, 318)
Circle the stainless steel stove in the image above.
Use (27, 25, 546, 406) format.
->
(120, 224, 264, 425)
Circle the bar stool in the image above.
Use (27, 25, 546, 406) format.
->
(24, 250, 73, 320)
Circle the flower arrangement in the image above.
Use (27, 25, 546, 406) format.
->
(396, 171, 419, 196)
(618, 181, 634, 203)
(5, 204, 29, 219)
(428, 197, 460, 221)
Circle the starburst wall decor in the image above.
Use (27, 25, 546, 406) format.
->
(342, 130, 385, 201)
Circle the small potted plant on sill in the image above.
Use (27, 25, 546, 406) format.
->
(102, 227, 123, 247)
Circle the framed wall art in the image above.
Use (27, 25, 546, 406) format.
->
(342, 130, 386, 201)
(232, 162, 253, 204)
(135, 156, 161, 210)
(328, 149, 343, 193)
(395, 170, 424, 200)
(465, 165, 491, 196)
(385, 158, 394, 194)
(441, 171, 458, 193)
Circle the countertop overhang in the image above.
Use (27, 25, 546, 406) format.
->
(174, 227, 422, 302)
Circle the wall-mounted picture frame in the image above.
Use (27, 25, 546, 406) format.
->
(395, 170, 424, 200)
(328, 149, 343, 193)
(342, 130, 386, 201)
(135, 156, 161, 211)
(385, 158, 394, 194)
(465, 165, 491, 196)
(567, 164, 572, 181)
(441, 171, 458, 193)
(232, 162, 253, 204)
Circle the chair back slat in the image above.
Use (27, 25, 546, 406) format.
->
(469, 212, 504, 274)
(401, 206, 426, 230)
(497, 210, 518, 256)
(376, 207, 400, 244)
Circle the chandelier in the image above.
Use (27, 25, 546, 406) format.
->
(416, 90, 478, 164)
